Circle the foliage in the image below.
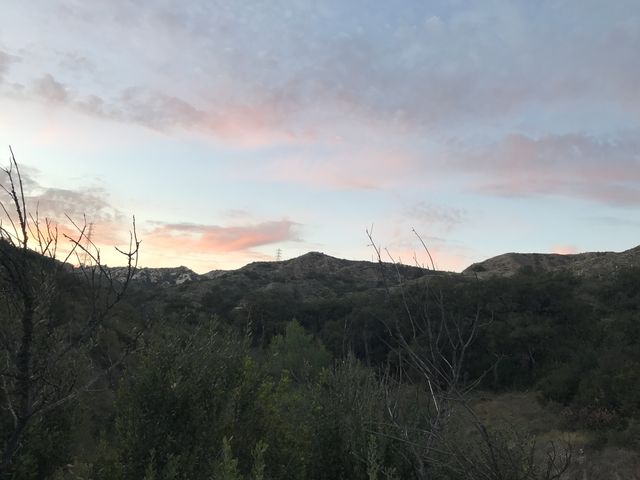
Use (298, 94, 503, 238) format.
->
(109, 323, 257, 479)
(266, 320, 331, 382)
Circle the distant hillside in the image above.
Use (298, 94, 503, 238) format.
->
(116, 251, 433, 291)
(463, 245, 640, 278)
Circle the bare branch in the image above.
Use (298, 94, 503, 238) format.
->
(0, 148, 143, 472)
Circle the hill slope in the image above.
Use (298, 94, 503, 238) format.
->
(463, 245, 640, 278)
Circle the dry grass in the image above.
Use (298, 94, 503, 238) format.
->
(469, 391, 640, 479)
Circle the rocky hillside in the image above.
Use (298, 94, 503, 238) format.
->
(193, 252, 432, 302)
(463, 245, 640, 278)
(108, 265, 199, 287)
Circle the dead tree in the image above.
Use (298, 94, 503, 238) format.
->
(0, 148, 141, 474)
(366, 228, 570, 479)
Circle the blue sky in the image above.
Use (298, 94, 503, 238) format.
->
(1, 0, 639, 272)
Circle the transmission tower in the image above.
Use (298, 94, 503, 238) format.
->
(275, 248, 282, 262)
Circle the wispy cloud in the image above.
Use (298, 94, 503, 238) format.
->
(57, 51, 95, 74)
(145, 220, 300, 254)
(21, 74, 305, 146)
(405, 202, 467, 231)
(32, 74, 69, 103)
(457, 133, 640, 205)
(0, 166, 125, 246)
(117, 87, 204, 130)
(0, 50, 19, 83)
(27, 75, 204, 131)
(28, 187, 121, 225)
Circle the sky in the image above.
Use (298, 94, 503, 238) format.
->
(1, 0, 639, 273)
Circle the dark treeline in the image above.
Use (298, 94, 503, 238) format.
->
(200, 266, 640, 426)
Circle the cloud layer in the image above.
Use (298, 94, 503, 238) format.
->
(3, 1, 639, 142)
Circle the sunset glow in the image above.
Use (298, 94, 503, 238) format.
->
(1, 1, 639, 272)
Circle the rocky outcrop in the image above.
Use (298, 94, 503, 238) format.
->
(108, 265, 199, 287)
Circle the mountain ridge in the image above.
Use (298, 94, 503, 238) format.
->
(108, 244, 640, 287)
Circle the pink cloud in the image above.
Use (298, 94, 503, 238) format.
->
(145, 220, 299, 254)
(458, 133, 640, 205)
(199, 102, 311, 147)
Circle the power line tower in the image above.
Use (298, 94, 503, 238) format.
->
(275, 248, 282, 262)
